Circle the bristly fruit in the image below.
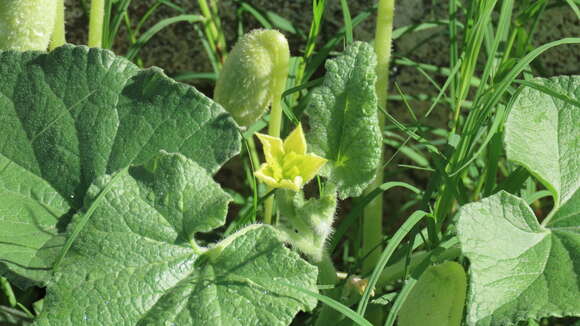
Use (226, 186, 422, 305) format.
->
(0, 0, 57, 51)
(214, 29, 290, 128)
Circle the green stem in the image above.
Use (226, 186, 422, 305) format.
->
(50, 0, 66, 50)
(198, 0, 226, 65)
(262, 41, 289, 225)
(88, 0, 105, 47)
(314, 252, 341, 326)
(263, 94, 283, 225)
(362, 0, 395, 274)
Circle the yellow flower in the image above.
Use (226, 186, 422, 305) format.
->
(254, 124, 327, 191)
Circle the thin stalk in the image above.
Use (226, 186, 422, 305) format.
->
(361, 1, 394, 323)
(263, 94, 283, 225)
(209, 0, 227, 61)
(314, 252, 341, 326)
(362, 0, 395, 274)
(294, 0, 327, 90)
(377, 246, 461, 286)
(262, 42, 289, 224)
(88, 0, 106, 47)
(50, 0, 66, 50)
(198, 0, 226, 65)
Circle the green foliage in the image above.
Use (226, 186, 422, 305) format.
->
(306, 41, 382, 199)
(0, 0, 56, 51)
(0, 45, 319, 325)
(398, 261, 467, 326)
(457, 76, 580, 325)
(504, 76, 580, 207)
(0, 45, 240, 285)
(34, 153, 317, 325)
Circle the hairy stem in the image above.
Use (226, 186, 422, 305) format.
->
(88, 0, 105, 47)
(50, 0, 66, 50)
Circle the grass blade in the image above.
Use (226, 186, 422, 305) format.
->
(276, 282, 373, 326)
(357, 210, 427, 315)
(126, 15, 204, 60)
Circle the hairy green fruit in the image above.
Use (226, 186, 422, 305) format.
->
(0, 0, 57, 51)
(398, 261, 467, 326)
(214, 29, 290, 127)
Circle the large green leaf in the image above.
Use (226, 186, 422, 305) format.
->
(457, 76, 580, 325)
(457, 192, 579, 325)
(504, 76, 579, 206)
(0, 45, 241, 285)
(34, 152, 318, 325)
(305, 41, 382, 199)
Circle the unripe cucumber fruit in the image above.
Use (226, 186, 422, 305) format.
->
(398, 261, 467, 326)
(0, 0, 57, 51)
(214, 29, 290, 128)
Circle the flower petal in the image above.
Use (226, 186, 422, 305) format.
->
(295, 153, 327, 184)
(283, 123, 307, 155)
(254, 163, 281, 188)
(256, 133, 284, 165)
(278, 179, 301, 192)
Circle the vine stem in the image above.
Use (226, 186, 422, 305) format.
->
(263, 93, 283, 225)
(362, 0, 395, 323)
(362, 0, 395, 274)
(262, 40, 289, 225)
(49, 0, 66, 50)
(88, 0, 105, 47)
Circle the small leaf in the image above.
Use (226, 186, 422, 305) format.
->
(306, 41, 382, 199)
(398, 261, 467, 326)
(277, 186, 337, 262)
(34, 153, 318, 326)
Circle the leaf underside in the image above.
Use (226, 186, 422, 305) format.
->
(457, 76, 580, 325)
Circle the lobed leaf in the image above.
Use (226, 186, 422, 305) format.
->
(0, 45, 241, 285)
(34, 152, 318, 325)
(458, 76, 580, 325)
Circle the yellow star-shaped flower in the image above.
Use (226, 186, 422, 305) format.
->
(254, 124, 327, 191)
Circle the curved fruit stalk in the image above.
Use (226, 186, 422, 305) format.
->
(214, 29, 290, 128)
(398, 261, 467, 326)
(0, 0, 57, 51)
